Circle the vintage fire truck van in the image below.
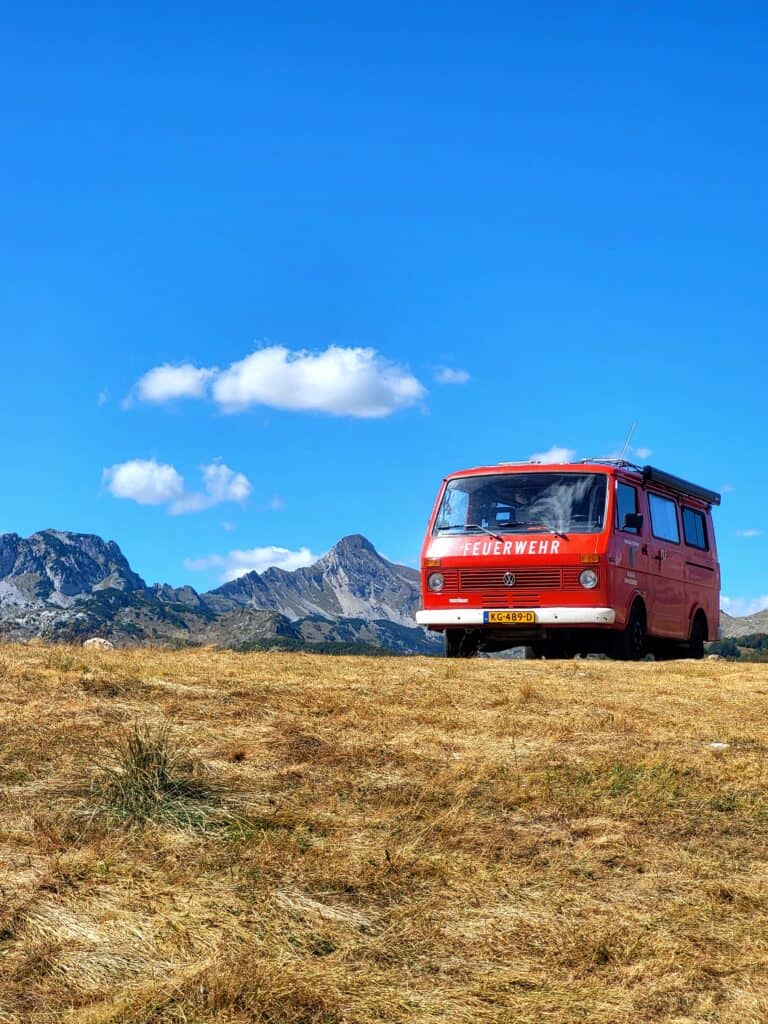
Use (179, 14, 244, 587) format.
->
(416, 460, 721, 659)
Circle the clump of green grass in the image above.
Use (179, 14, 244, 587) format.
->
(91, 722, 217, 828)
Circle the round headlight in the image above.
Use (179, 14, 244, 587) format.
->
(428, 571, 445, 593)
(579, 568, 598, 589)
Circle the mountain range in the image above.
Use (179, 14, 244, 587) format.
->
(0, 529, 764, 653)
(0, 530, 440, 654)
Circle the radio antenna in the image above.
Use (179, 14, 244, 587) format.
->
(619, 421, 637, 461)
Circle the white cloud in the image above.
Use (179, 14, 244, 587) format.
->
(103, 459, 185, 506)
(130, 345, 426, 419)
(184, 544, 320, 582)
(633, 446, 653, 460)
(104, 459, 252, 515)
(134, 363, 217, 404)
(97, 390, 110, 407)
(529, 445, 576, 464)
(212, 345, 425, 418)
(169, 462, 253, 515)
(435, 367, 471, 384)
(736, 529, 762, 538)
(721, 595, 768, 617)
(722, 483, 735, 493)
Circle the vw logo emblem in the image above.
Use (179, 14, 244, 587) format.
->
(503, 572, 516, 587)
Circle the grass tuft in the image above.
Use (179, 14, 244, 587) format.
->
(90, 721, 217, 828)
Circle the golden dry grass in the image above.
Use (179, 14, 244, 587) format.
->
(2, 642, 768, 1023)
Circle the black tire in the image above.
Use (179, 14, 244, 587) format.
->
(445, 629, 479, 659)
(688, 615, 707, 660)
(612, 603, 646, 661)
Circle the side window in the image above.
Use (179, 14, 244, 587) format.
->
(649, 493, 680, 543)
(616, 483, 639, 533)
(682, 507, 708, 550)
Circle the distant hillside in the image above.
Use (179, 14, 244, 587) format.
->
(720, 609, 768, 638)
(0, 530, 438, 654)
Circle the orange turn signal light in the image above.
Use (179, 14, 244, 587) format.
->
(579, 554, 600, 564)
(425, 557, 442, 568)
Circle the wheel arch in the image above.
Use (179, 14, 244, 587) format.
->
(621, 592, 648, 631)
(690, 606, 709, 641)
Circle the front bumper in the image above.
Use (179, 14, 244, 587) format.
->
(416, 607, 616, 627)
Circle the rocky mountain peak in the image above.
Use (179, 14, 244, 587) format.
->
(0, 530, 146, 606)
(327, 534, 377, 559)
(207, 534, 419, 626)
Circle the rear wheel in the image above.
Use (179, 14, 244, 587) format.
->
(612, 603, 646, 661)
(688, 614, 707, 660)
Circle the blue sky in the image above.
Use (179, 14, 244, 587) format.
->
(1, 2, 766, 613)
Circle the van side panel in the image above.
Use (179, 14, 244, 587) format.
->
(607, 476, 652, 630)
(681, 504, 719, 640)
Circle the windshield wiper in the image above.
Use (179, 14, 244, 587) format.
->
(511, 522, 569, 540)
(436, 523, 504, 542)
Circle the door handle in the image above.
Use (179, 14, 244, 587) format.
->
(654, 551, 664, 565)
(641, 544, 648, 555)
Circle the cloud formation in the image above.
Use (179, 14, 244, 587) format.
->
(528, 445, 577, 464)
(103, 459, 252, 515)
(184, 544, 320, 582)
(169, 462, 253, 514)
(435, 367, 471, 384)
(736, 529, 762, 538)
(721, 595, 768, 617)
(102, 459, 185, 506)
(130, 345, 425, 418)
(134, 363, 217, 403)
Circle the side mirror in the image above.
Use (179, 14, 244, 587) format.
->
(623, 512, 644, 532)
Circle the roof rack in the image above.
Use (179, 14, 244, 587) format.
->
(642, 466, 721, 507)
(580, 457, 641, 470)
(580, 459, 722, 506)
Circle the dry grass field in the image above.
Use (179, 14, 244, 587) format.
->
(2, 643, 768, 1023)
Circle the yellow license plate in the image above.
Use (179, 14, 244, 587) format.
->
(485, 611, 536, 625)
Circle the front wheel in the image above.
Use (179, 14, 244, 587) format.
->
(612, 604, 646, 661)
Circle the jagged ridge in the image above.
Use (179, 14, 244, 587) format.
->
(0, 530, 435, 653)
(207, 533, 420, 627)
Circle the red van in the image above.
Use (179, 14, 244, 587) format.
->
(416, 460, 721, 660)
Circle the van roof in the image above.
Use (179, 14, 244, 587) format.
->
(445, 461, 722, 507)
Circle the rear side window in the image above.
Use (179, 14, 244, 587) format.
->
(649, 493, 680, 543)
(616, 482, 639, 533)
(682, 507, 709, 550)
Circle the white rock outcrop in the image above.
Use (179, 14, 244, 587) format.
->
(83, 637, 114, 649)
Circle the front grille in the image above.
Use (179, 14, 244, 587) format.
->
(433, 565, 593, 603)
(459, 567, 580, 591)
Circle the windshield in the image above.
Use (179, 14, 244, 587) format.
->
(433, 472, 608, 536)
